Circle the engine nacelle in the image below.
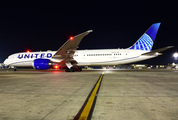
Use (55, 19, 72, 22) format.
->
(32, 59, 50, 70)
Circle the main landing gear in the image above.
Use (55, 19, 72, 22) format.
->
(65, 67, 82, 72)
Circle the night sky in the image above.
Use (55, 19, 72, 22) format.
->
(0, 1, 178, 65)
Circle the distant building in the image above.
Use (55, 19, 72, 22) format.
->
(148, 65, 168, 69)
(131, 64, 148, 69)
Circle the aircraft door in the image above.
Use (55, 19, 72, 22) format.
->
(82, 52, 85, 59)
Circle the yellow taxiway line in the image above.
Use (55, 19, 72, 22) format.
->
(74, 74, 104, 120)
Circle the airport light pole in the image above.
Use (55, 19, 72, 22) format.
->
(173, 52, 178, 64)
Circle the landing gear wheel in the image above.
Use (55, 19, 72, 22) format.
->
(79, 67, 82, 71)
(70, 67, 75, 72)
(65, 68, 70, 72)
(65, 67, 81, 72)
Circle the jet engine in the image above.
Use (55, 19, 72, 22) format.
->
(32, 59, 51, 70)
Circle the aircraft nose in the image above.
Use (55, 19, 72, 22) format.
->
(3, 59, 9, 66)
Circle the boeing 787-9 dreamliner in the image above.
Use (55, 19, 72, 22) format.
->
(4, 23, 173, 72)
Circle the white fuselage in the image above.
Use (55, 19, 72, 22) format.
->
(3, 49, 157, 67)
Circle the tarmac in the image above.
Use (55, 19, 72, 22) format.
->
(0, 69, 178, 120)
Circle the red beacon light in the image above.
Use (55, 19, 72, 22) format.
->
(54, 65, 59, 69)
(70, 36, 73, 40)
(26, 50, 30, 53)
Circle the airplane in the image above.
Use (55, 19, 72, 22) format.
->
(3, 23, 173, 72)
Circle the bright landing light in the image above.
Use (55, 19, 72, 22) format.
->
(173, 52, 178, 58)
(54, 65, 59, 69)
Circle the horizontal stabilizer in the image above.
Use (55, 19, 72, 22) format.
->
(141, 46, 174, 56)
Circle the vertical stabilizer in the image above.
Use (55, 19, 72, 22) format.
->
(129, 23, 161, 51)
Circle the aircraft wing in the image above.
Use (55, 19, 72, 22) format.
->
(141, 46, 174, 56)
(52, 30, 92, 64)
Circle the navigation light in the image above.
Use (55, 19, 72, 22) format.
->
(70, 36, 73, 40)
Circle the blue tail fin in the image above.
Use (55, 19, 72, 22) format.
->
(129, 23, 161, 51)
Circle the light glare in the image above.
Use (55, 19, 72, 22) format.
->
(70, 36, 73, 40)
(54, 65, 59, 69)
(173, 52, 178, 57)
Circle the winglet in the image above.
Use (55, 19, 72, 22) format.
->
(87, 30, 93, 33)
